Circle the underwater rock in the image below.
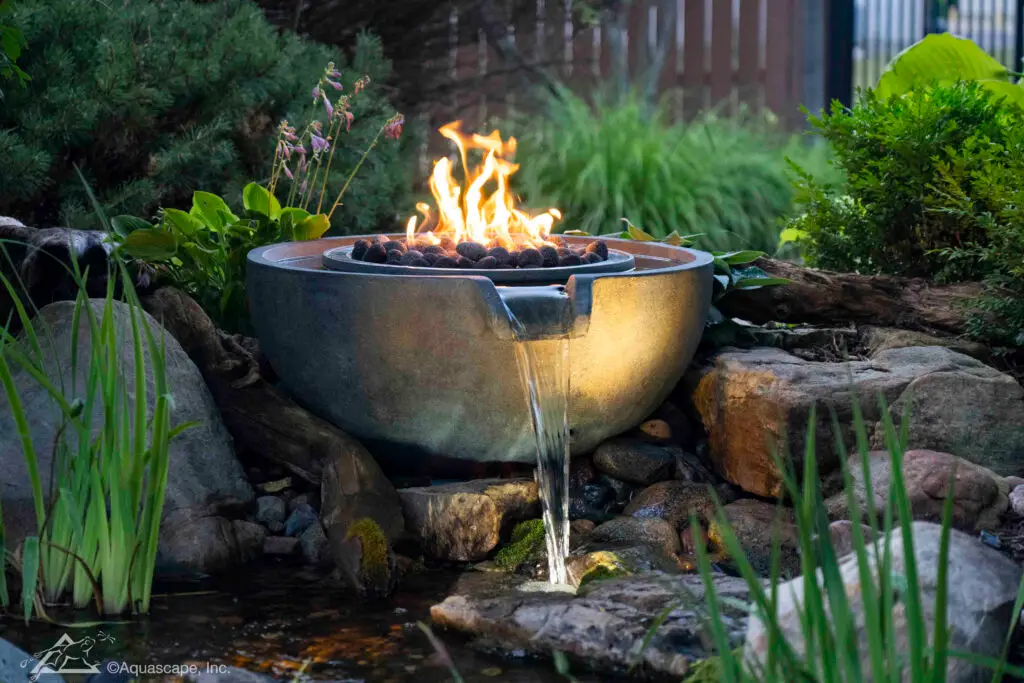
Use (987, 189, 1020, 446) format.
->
(431, 572, 751, 677)
(398, 478, 540, 561)
(0, 300, 254, 573)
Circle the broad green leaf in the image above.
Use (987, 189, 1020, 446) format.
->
(732, 276, 790, 289)
(191, 191, 237, 231)
(294, 214, 330, 241)
(718, 250, 766, 266)
(778, 227, 810, 245)
(162, 208, 203, 238)
(118, 229, 177, 260)
(875, 33, 1012, 99)
(110, 215, 153, 239)
(562, 229, 591, 237)
(242, 182, 282, 221)
(279, 207, 311, 241)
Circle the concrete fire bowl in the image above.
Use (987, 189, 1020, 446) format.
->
(247, 235, 713, 464)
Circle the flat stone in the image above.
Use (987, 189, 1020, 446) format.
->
(624, 481, 727, 528)
(399, 478, 539, 561)
(431, 572, 751, 677)
(258, 478, 292, 494)
(691, 346, 1024, 497)
(263, 536, 300, 556)
(254, 496, 286, 526)
(592, 437, 676, 485)
(863, 326, 990, 361)
(589, 517, 682, 557)
(824, 449, 1009, 532)
(708, 499, 800, 578)
(745, 522, 1023, 683)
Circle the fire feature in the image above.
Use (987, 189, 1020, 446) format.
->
(345, 121, 611, 271)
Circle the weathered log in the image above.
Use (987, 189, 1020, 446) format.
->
(717, 258, 983, 335)
(142, 287, 367, 485)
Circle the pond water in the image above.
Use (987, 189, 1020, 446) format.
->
(0, 562, 615, 683)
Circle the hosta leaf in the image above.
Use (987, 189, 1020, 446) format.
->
(162, 208, 203, 238)
(118, 229, 178, 260)
(294, 214, 330, 241)
(876, 33, 1013, 99)
(191, 191, 238, 231)
(242, 182, 282, 221)
(110, 215, 153, 238)
(717, 250, 766, 266)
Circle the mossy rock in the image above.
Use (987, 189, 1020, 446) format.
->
(493, 519, 546, 572)
(343, 517, 397, 598)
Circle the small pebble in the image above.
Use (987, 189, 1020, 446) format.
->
(351, 240, 370, 260)
(386, 250, 403, 264)
(539, 245, 559, 267)
(382, 240, 406, 253)
(476, 256, 498, 269)
(456, 241, 488, 261)
(363, 244, 387, 263)
(399, 249, 424, 265)
(518, 248, 543, 268)
(456, 256, 475, 268)
(586, 240, 610, 259)
(434, 256, 458, 268)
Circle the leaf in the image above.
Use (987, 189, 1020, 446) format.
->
(21, 535, 39, 623)
(717, 250, 766, 266)
(624, 218, 655, 241)
(561, 229, 591, 237)
(279, 207, 312, 241)
(294, 214, 330, 241)
(110, 215, 153, 239)
(875, 33, 1013, 99)
(162, 208, 203, 239)
(732, 276, 791, 289)
(242, 182, 282, 221)
(118, 229, 178, 260)
(191, 191, 237, 232)
(778, 227, 810, 245)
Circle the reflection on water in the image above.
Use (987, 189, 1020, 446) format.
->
(0, 564, 611, 682)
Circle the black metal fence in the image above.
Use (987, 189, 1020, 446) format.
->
(827, 0, 1024, 106)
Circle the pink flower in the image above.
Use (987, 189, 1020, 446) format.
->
(311, 134, 330, 153)
(325, 62, 342, 79)
(384, 113, 405, 140)
(322, 93, 334, 119)
(325, 79, 343, 91)
(312, 85, 321, 102)
(353, 77, 369, 95)
(300, 180, 308, 195)
(343, 110, 354, 131)
(283, 164, 294, 180)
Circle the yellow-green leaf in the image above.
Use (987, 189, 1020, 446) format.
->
(622, 218, 654, 241)
(118, 228, 178, 260)
(242, 182, 282, 220)
(191, 191, 237, 231)
(876, 33, 1012, 99)
(294, 214, 330, 241)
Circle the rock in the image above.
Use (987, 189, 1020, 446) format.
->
(589, 517, 682, 557)
(691, 346, 1024, 497)
(826, 520, 875, 559)
(571, 519, 596, 534)
(637, 419, 673, 442)
(263, 536, 300, 556)
(624, 481, 727, 528)
(299, 522, 330, 566)
(0, 300, 253, 573)
(431, 573, 751, 677)
(288, 492, 318, 512)
(708, 499, 801, 578)
(673, 449, 715, 483)
(745, 522, 1023, 683)
(1005, 476, 1024, 489)
(567, 542, 682, 586)
(284, 503, 318, 537)
(863, 326, 990, 362)
(824, 449, 1009, 532)
(593, 437, 676, 485)
(255, 496, 286, 527)
(398, 478, 539, 561)
(319, 436, 405, 595)
(599, 474, 636, 510)
(645, 399, 696, 447)
(159, 517, 266, 572)
(0, 636, 64, 683)
(1010, 485, 1024, 517)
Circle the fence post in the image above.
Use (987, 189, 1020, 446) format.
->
(825, 0, 854, 107)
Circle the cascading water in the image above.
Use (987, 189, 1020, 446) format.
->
(501, 286, 572, 586)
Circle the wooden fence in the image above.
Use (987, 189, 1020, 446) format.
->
(421, 0, 813, 158)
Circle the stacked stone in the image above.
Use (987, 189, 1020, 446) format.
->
(349, 234, 610, 269)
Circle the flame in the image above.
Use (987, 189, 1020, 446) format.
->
(407, 121, 561, 248)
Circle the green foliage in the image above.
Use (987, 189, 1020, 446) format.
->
(788, 78, 1024, 346)
(507, 88, 831, 252)
(116, 183, 330, 334)
(0, 248, 182, 616)
(689, 400, 1024, 682)
(0, 0, 28, 99)
(0, 0, 410, 233)
(494, 518, 546, 571)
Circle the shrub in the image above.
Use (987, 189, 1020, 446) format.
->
(787, 81, 1024, 345)
(0, 0, 411, 233)
(506, 88, 832, 252)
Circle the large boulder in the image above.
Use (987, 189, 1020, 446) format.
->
(691, 346, 1024, 497)
(825, 449, 1009, 532)
(745, 522, 1023, 683)
(0, 300, 253, 572)
(431, 572, 751, 678)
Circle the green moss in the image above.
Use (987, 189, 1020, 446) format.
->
(576, 563, 628, 589)
(346, 517, 391, 589)
(494, 519, 546, 571)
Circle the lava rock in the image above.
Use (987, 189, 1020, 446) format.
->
(351, 240, 370, 260)
(409, 257, 430, 267)
(263, 536, 301, 556)
(423, 253, 441, 265)
(476, 256, 498, 269)
(586, 240, 609, 259)
(382, 240, 406, 253)
(255, 495, 287, 527)
(363, 243, 387, 263)
(285, 503, 319, 537)
(398, 250, 423, 265)
(582, 252, 603, 264)
(434, 256, 458, 268)
(558, 253, 583, 267)
(456, 241, 488, 261)
(423, 244, 446, 256)
(488, 246, 511, 265)
(593, 437, 676, 485)
(518, 248, 542, 268)
(539, 245, 559, 267)
(439, 237, 456, 252)
(556, 247, 572, 258)
(457, 256, 475, 268)
(385, 250, 403, 264)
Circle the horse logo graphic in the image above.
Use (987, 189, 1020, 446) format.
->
(20, 631, 116, 681)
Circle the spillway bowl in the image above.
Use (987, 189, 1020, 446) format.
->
(247, 235, 714, 465)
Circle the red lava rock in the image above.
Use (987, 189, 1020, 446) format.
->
(363, 243, 387, 263)
(539, 245, 559, 267)
(475, 256, 498, 269)
(352, 240, 370, 260)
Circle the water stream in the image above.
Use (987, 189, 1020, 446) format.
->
(501, 287, 572, 586)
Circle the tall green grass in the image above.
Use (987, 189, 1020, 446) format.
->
(0, 243, 186, 618)
(692, 399, 1024, 682)
(506, 88, 838, 253)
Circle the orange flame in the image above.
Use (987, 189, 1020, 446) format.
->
(407, 122, 561, 248)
